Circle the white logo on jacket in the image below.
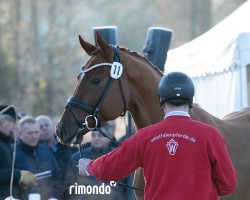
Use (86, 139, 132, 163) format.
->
(166, 139, 179, 155)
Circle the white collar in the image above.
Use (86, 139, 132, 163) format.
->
(164, 111, 190, 119)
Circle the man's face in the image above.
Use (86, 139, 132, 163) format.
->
(36, 118, 54, 142)
(91, 130, 110, 149)
(19, 123, 40, 147)
(0, 116, 16, 137)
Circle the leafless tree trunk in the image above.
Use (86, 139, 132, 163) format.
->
(190, 0, 212, 39)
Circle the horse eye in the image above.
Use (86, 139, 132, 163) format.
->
(91, 78, 101, 85)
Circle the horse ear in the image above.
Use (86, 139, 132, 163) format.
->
(78, 35, 97, 56)
(95, 31, 113, 57)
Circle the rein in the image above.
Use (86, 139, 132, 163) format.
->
(78, 126, 144, 192)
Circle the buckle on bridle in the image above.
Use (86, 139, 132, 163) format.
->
(83, 115, 99, 131)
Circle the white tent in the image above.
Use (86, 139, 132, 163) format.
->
(165, 0, 250, 118)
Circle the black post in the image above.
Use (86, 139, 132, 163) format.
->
(93, 26, 119, 46)
(143, 27, 172, 71)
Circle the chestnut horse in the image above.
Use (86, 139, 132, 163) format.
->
(56, 32, 250, 200)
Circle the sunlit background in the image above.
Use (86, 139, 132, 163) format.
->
(0, 0, 246, 117)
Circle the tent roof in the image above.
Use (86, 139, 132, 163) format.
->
(165, 0, 250, 77)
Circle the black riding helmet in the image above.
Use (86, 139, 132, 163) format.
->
(157, 72, 195, 108)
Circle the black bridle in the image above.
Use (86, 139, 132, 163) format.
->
(65, 45, 144, 192)
(65, 45, 127, 145)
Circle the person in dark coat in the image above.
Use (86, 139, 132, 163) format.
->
(36, 114, 78, 199)
(15, 116, 63, 200)
(0, 105, 36, 199)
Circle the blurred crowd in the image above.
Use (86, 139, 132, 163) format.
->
(0, 104, 136, 200)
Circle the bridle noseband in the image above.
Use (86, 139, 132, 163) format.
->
(65, 45, 127, 144)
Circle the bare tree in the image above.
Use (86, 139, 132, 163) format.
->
(0, 0, 245, 117)
(190, 0, 212, 39)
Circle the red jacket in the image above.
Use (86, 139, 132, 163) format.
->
(88, 114, 237, 200)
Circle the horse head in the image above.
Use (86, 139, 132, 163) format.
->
(56, 32, 131, 145)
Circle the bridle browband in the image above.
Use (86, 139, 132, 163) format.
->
(65, 45, 127, 145)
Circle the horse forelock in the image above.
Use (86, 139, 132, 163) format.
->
(89, 48, 101, 56)
(81, 48, 109, 71)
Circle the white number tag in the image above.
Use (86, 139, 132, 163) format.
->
(110, 62, 123, 79)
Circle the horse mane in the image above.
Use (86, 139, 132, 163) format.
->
(119, 46, 163, 76)
(88, 45, 163, 77)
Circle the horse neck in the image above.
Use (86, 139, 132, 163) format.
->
(189, 105, 221, 127)
(124, 53, 164, 129)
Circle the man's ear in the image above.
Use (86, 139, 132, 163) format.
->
(161, 105, 165, 111)
(18, 132, 22, 138)
(0, 119, 7, 127)
(160, 101, 165, 111)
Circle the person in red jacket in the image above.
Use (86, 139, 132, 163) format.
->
(78, 72, 237, 200)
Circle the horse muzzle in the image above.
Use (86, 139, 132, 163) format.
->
(55, 123, 86, 145)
